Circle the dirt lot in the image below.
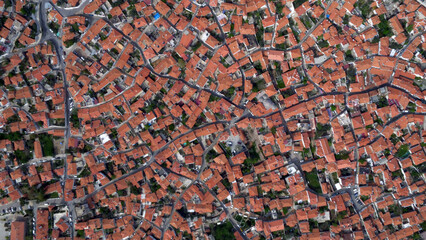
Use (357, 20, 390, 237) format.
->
(53, 138, 66, 155)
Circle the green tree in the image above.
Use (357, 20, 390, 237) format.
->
(212, 221, 236, 240)
(304, 169, 322, 193)
(395, 144, 410, 159)
(39, 134, 54, 156)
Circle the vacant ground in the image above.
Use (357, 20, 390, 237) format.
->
(0, 217, 11, 240)
(53, 138, 65, 155)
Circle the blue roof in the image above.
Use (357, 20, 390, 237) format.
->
(154, 13, 160, 20)
(327, 108, 332, 118)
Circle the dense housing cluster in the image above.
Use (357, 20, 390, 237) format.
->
(0, 0, 425, 239)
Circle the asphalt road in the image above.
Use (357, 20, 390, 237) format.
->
(20, 0, 426, 238)
(37, 0, 75, 236)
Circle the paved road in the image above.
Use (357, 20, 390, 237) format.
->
(13, 0, 425, 238)
(9, 105, 41, 130)
(389, 30, 426, 84)
(51, 0, 91, 17)
(37, 0, 75, 237)
(103, 2, 425, 233)
(201, 181, 249, 240)
(160, 110, 249, 238)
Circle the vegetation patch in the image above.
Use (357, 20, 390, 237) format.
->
(212, 221, 236, 240)
(304, 169, 322, 193)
